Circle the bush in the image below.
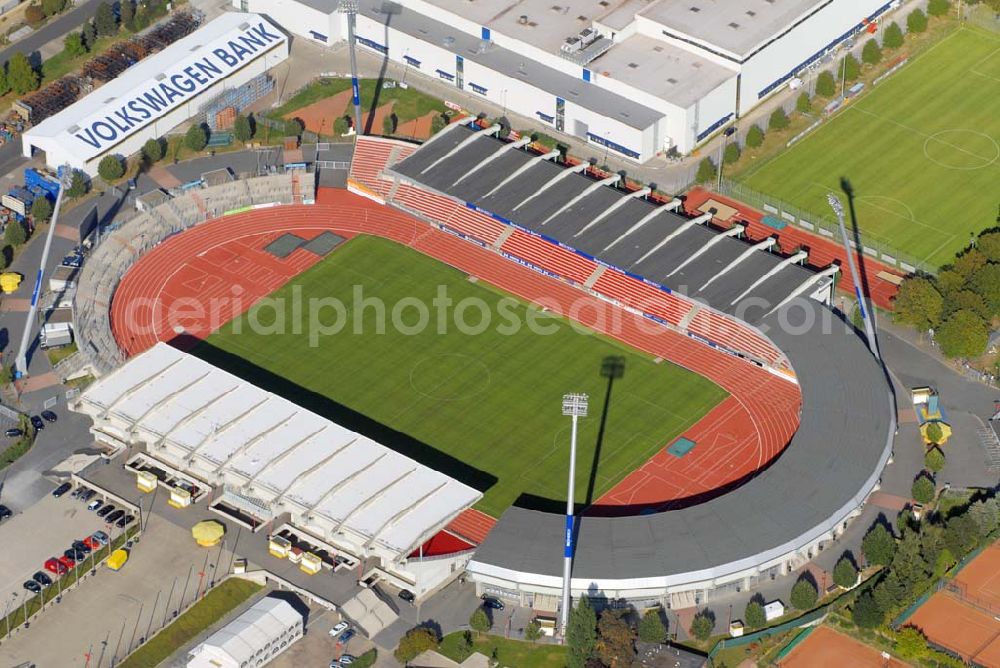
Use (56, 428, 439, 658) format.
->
(935, 309, 988, 358)
(852, 591, 884, 628)
(31, 196, 52, 222)
(723, 142, 741, 165)
(842, 54, 861, 82)
(690, 611, 714, 641)
(284, 118, 304, 137)
(790, 578, 818, 610)
(833, 556, 858, 589)
(695, 157, 717, 184)
(815, 70, 836, 97)
(394, 627, 439, 664)
(351, 648, 377, 668)
(63, 32, 86, 58)
(94, 1, 118, 36)
(382, 112, 397, 136)
(795, 91, 812, 113)
(638, 609, 666, 643)
(4, 219, 26, 247)
(333, 115, 350, 136)
(744, 599, 766, 629)
(185, 124, 208, 152)
(925, 445, 945, 472)
(768, 107, 790, 130)
(120, 0, 134, 30)
(24, 4, 44, 23)
(862, 39, 882, 65)
(431, 113, 449, 135)
(745, 124, 764, 148)
(912, 474, 936, 504)
(927, 0, 950, 17)
(142, 138, 163, 164)
(524, 619, 542, 642)
(97, 154, 124, 181)
(82, 20, 96, 49)
(470, 607, 491, 635)
(883, 22, 904, 49)
(67, 170, 88, 198)
(895, 626, 929, 659)
(908, 9, 928, 33)
(41, 0, 67, 16)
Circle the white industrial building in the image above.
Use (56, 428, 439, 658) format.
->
(187, 596, 303, 668)
(72, 343, 482, 595)
(22, 12, 289, 176)
(241, 0, 895, 162)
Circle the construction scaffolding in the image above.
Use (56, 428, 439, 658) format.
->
(200, 73, 274, 130)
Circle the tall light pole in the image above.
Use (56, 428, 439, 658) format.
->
(339, 0, 362, 136)
(828, 192, 880, 360)
(560, 392, 588, 637)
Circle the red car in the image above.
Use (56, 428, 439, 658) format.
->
(44, 558, 68, 575)
(82, 536, 100, 551)
(57, 555, 75, 570)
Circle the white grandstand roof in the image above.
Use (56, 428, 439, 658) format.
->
(77, 343, 481, 559)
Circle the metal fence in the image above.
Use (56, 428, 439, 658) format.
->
(966, 5, 1000, 33)
(718, 178, 935, 276)
(708, 604, 829, 659)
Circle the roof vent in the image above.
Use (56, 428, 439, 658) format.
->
(667, 77, 678, 84)
(746, 10, 756, 16)
(689, 5, 700, 12)
(653, 45, 663, 52)
(627, 62, 638, 68)
(155, 73, 166, 81)
(518, 14, 529, 25)
(239, 21, 250, 29)
(728, 22, 740, 29)
(68, 125, 80, 133)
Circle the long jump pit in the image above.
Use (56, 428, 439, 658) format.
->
(777, 626, 907, 668)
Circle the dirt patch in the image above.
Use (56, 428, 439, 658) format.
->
(395, 110, 438, 140)
(283, 89, 353, 135)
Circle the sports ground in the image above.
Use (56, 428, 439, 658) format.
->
(200, 236, 726, 516)
(740, 27, 1000, 268)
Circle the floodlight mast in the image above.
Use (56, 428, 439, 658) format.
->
(560, 392, 588, 637)
(14, 166, 70, 378)
(827, 192, 881, 361)
(339, 0, 363, 137)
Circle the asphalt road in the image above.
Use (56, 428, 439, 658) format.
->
(0, 0, 103, 69)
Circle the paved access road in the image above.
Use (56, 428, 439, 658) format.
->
(0, 0, 103, 68)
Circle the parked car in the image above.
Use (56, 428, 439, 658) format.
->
(70, 486, 85, 499)
(32, 571, 52, 587)
(29, 415, 44, 430)
(65, 548, 87, 562)
(41, 410, 57, 423)
(83, 536, 101, 551)
(336, 629, 355, 646)
(329, 621, 349, 637)
(79, 489, 97, 502)
(398, 589, 415, 603)
(44, 558, 68, 575)
(106, 509, 125, 523)
(91, 530, 109, 546)
(339, 655, 356, 665)
(481, 596, 504, 610)
(57, 555, 76, 570)
(86, 499, 102, 511)
(23, 580, 41, 594)
(72, 540, 92, 554)
(5, 428, 22, 437)
(52, 482, 72, 498)
(96, 504, 115, 518)
(0, 505, 12, 520)
(116, 514, 135, 528)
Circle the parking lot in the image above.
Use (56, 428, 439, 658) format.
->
(268, 605, 377, 668)
(0, 487, 114, 623)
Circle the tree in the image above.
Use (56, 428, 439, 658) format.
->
(690, 611, 714, 641)
(333, 115, 350, 136)
(815, 70, 836, 97)
(469, 607, 491, 636)
(31, 196, 52, 222)
(768, 107, 790, 130)
(744, 599, 766, 629)
(7, 52, 39, 95)
(233, 114, 252, 142)
(852, 591, 884, 628)
(142, 137, 162, 164)
(120, 0, 135, 30)
(524, 619, 542, 642)
(945, 514, 978, 558)
(284, 117, 304, 137)
(745, 124, 764, 148)
(968, 498, 1000, 538)
(24, 4, 44, 23)
(935, 309, 988, 358)
(185, 124, 208, 152)
(862, 39, 882, 66)
(907, 8, 928, 33)
(67, 170, 87, 198)
(956, 248, 990, 279)
(883, 22, 904, 49)
(862, 523, 896, 567)
(928, 0, 950, 17)
(980, 232, 1000, 262)
(81, 20, 97, 50)
(430, 112, 448, 135)
(912, 474, 936, 504)
(97, 154, 124, 181)
(596, 609, 636, 668)
(63, 32, 86, 58)
(95, 1, 118, 36)
(4, 219, 25, 247)
(895, 626, 929, 660)
(639, 609, 667, 643)
(924, 446, 946, 476)
(723, 142, 741, 165)
(971, 263, 1000, 314)
(892, 277, 943, 330)
(383, 113, 395, 136)
(42, 0, 67, 17)
(833, 556, 858, 589)
(790, 577, 818, 610)
(393, 627, 439, 664)
(351, 649, 378, 668)
(695, 157, 716, 184)
(947, 290, 990, 322)
(0, 66, 7, 96)
(842, 54, 861, 82)
(567, 597, 597, 668)
(795, 91, 812, 113)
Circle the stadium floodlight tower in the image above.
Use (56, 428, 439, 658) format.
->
(14, 166, 70, 379)
(339, 0, 363, 136)
(559, 392, 588, 637)
(827, 192, 881, 361)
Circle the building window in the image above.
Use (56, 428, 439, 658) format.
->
(356, 36, 388, 54)
(469, 83, 487, 95)
(403, 55, 421, 68)
(586, 132, 639, 159)
(436, 69, 454, 81)
(309, 30, 328, 43)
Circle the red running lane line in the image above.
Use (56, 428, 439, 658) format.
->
(110, 190, 801, 515)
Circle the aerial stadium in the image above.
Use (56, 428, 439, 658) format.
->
(71, 122, 894, 613)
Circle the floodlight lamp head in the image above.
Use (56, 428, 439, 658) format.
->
(562, 393, 589, 417)
(826, 193, 844, 219)
(339, 0, 359, 13)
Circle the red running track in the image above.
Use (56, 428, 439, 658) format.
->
(111, 189, 801, 514)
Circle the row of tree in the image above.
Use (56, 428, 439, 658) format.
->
(566, 599, 667, 668)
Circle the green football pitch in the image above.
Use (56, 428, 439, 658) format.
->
(739, 27, 1000, 269)
(198, 236, 726, 516)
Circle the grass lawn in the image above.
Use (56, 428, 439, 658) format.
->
(117, 578, 263, 668)
(45, 341, 78, 366)
(200, 236, 725, 516)
(738, 27, 1000, 269)
(273, 77, 447, 124)
(439, 632, 567, 667)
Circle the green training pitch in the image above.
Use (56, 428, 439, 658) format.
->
(739, 27, 1000, 269)
(199, 236, 726, 516)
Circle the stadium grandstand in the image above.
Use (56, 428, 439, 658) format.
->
(345, 125, 895, 608)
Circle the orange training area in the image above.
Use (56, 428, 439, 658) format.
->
(778, 626, 907, 668)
